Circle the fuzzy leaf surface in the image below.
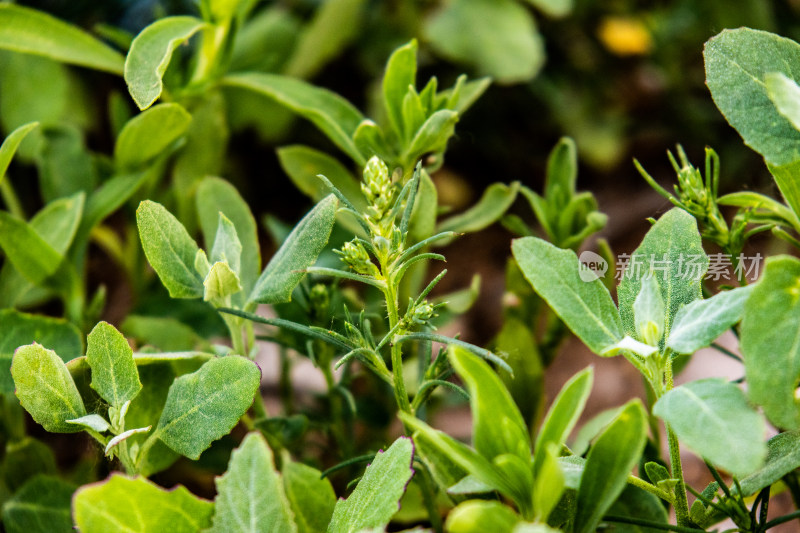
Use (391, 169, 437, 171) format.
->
(86, 321, 141, 407)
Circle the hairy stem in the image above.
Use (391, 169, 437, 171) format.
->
(664, 357, 691, 526)
(628, 475, 675, 504)
(383, 280, 411, 414)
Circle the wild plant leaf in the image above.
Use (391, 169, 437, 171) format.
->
(36, 126, 96, 203)
(444, 500, 520, 533)
(283, 457, 336, 533)
(328, 437, 414, 533)
(605, 485, 669, 533)
(11, 344, 86, 433)
(210, 213, 242, 275)
(86, 321, 142, 407)
(717, 191, 800, 231)
(633, 276, 664, 344)
(438, 182, 520, 235)
(2, 438, 57, 492)
(224, 73, 366, 165)
(382, 40, 417, 140)
(137, 200, 204, 299)
(532, 444, 565, 522)
(449, 346, 530, 462)
(654, 379, 766, 477)
(249, 194, 337, 305)
(0, 306, 82, 394)
(125, 16, 207, 110)
(573, 400, 647, 533)
(533, 367, 593, 477)
(196, 177, 261, 293)
(666, 285, 754, 354)
(494, 317, 543, 428)
(704, 28, 800, 166)
(739, 430, 800, 496)
(617, 208, 707, 338)
(522, 0, 572, 18)
(0, 211, 67, 287)
(352, 120, 394, 162)
(121, 315, 208, 352)
(448, 475, 494, 495)
(277, 145, 364, 209)
(114, 103, 192, 169)
(154, 356, 261, 459)
(204, 261, 243, 302)
(0, 4, 124, 74)
(73, 474, 213, 532)
(766, 72, 800, 133)
(408, 169, 438, 243)
(209, 432, 296, 533)
(283, 0, 366, 79)
(66, 414, 111, 433)
(741, 256, 800, 429)
(512, 237, 622, 354)
(570, 408, 623, 457)
(0, 122, 38, 184)
(766, 161, 800, 223)
(424, 0, 543, 84)
(1, 475, 76, 533)
(402, 109, 458, 165)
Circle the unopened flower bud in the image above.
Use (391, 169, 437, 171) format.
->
(337, 240, 379, 277)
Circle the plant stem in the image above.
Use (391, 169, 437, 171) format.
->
(603, 515, 703, 533)
(664, 356, 691, 526)
(383, 280, 412, 414)
(0, 177, 25, 219)
(628, 475, 675, 504)
(764, 510, 800, 530)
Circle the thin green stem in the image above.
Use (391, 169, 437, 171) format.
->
(764, 510, 800, 530)
(384, 281, 411, 414)
(627, 475, 675, 504)
(664, 356, 691, 526)
(0, 177, 25, 219)
(603, 515, 703, 533)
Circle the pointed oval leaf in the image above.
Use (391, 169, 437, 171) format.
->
(73, 474, 213, 532)
(653, 379, 766, 477)
(0, 4, 124, 74)
(196, 177, 261, 293)
(633, 276, 664, 344)
(740, 430, 800, 496)
(155, 356, 261, 459)
(438, 182, 520, 235)
(125, 16, 207, 110)
(448, 346, 530, 463)
(11, 344, 86, 433)
(766, 72, 800, 133)
(741, 255, 800, 429)
(617, 208, 708, 339)
(67, 414, 111, 433)
(2, 475, 76, 533)
(512, 237, 622, 354)
(209, 432, 297, 533)
(137, 200, 204, 299)
(328, 437, 415, 533)
(705, 28, 800, 166)
(223, 73, 366, 165)
(210, 213, 242, 275)
(445, 500, 520, 533)
(204, 261, 243, 302)
(667, 284, 754, 355)
(382, 40, 417, 140)
(403, 109, 458, 165)
(87, 321, 142, 407)
(283, 457, 336, 533)
(277, 145, 365, 210)
(0, 122, 38, 185)
(0, 309, 82, 394)
(573, 400, 647, 533)
(114, 103, 192, 168)
(0, 211, 65, 286)
(249, 194, 337, 305)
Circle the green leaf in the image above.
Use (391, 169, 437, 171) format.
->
(523, 0, 572, 18)
(11, 344, 86, 433)
(653, 379, 766, 477)
(121, 315, 208, 352)
(0, 309, 82, 394)
(124, 16, 207, 110)
(276, 145, 365, 209)
(0, 211, 67, 287)
(154, 356, 261, 459)
(249, 194, 337, 305)
(666, 285, 754, 354)
(403, 109, 458, 166)
(704, 28, 800, 166)
(740, 430, 800, 496)
(617, 208, 708, 338)
(2, 438, 57, 492)
(223, 73, 366, 165)
(283, 457, 336, 533)
(741, 255, 800, 429)
(0, 122, 38, 185)
(424, 0, 544, 84)
(438, 182, 520, 235)
(86, 321, 142, 407)
(114, 103, 192, 169)
(204, 261, 243, 302)
(449, 346, 530, 462)
(328, 436, 414, 533)
(494, 317, 543, 428)
(196, 177, 261, 294)
(533, 367, 593, 477)
(209, 432, 296, 533)
(444, 500, 520, 533)
(766, 72, 800, 133)
(35, 126, 96, 203)
(605, 485, 669, 533)
(209, 213, 243, 275)
(573, 400, 647, 533)
(512, 237, 622, 354)
(570, 406, 623, 456)
(532, 444, 565, 522)
(67, 414, 111, 433)
(633, 276, 664, 345)
(382, 40, 418, 140)
(73, 474, 213, 532)
(283, 0, 366, 79)
(136, 200, 204, 299)
(2, 475, 76, 533)
(0, 4, 124, 74)
(766, 160, 800, 223)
